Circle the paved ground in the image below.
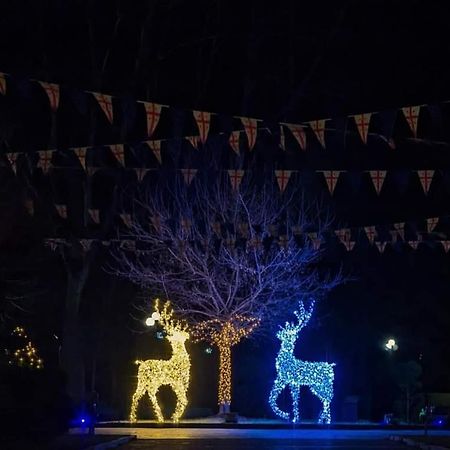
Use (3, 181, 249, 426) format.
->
(120, 438, 407, 450)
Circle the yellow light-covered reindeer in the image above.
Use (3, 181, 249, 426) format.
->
(130, 300, 190, 422)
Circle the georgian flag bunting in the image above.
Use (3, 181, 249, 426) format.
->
(109, 144, 125, 166)
(393, 222, 405, 240)
(181, 168, 197, 186)
(335, 229, 351, 244)
(278, 235, 289, 248)
(135, 168, 150, 182)
(275, 170, 292, 192)
(38, 81, 60, 111)
(73, 147, 88, 170)
(229, 131, 240, 155)
(376, 241, 387, 253)
(322, 170, 341, 194)
(55, 204, 67, 219)
(6, 153, 17, 174)
(408, 241, 419, 250)
(120, 213, 133, 228)
(353, 113, 372, 144)
(364, 226, 377, 244)
(417, 170, 434, 194)
(146, 140, 162, 164)
(92, 92, 114, 123)
(343, 241, 355, 251)
(426, 217, 439, 233)
(285, 124, 306, 151)
(0, 72, 6, 95)
(308, 120, 327, 148)
(369, 170, 386, 194)
(401, 105, 421, 137)
(228, 169, 244, 191)
(37, 150, 54, 174)
(240, 117, 258, 150)
(88, 209, 100, 224)
(440, 241, 450, 253)
(193, 111, 211, 143)
(142, 102, 162, 137)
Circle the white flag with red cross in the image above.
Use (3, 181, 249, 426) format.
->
(120, 213, 133, 228)
(417, 170, 434, 194)
(135, 168, 150, 182)
(73, 147, 88, 170)
(6, 153, 18, 174)
(38, 81, 60, 112)
(335, 228, 351, 244)
(109, 144, 125, 166)
(343, 241, 355, 251)
(285, 124, 307, 151)
(37, 150, 54, 173)
(92, 92, 114, 123)
(0, 72, 6, 95)
(275, 170, 292, 192)
(55, 204, 67, 219)
(401, 105, 421, 137)
(353, 113, 372, 144)
(181, 168, 197, 186)
(186, 135, 199, 150)
(279, 126, 286, 151)
(393, 222, 405, 240)
(376, 241, 387, 253)
(228, 169, 245, 191)
(146, 140, 162, 164)
(229, 131, 240, 155)
(308, 119, 327, 148)
(440, 241, 450, 253)
(408, 241, 419, 250)
(364, 226, 377, 244)
(240, 117, 258, 150)
(426, 217, 439, 233)
(193, 110, 211, 144)
(322, 170, 341, 194)
(142, 102, 162, 137)
(369, 170, 386, 194)
(88, 209, 100, 224)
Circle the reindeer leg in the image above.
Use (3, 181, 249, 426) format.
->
(130, 384, 145, 422)
(290, 384, 300, 423)
(171, 383, 188, 422)
(269, 380, 290, 420)
(148, 387, 164, 422)
(321, 400, 331, 424)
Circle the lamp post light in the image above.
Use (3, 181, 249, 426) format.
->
(385, 338, 398, 352)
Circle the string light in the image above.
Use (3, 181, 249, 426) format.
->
(193, 315, 259, 410)
(269, 302, 335, 424)
(9, 327, 44, 369)
(130, 300, 191, 423)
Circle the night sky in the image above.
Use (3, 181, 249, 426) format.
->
(1, 0, 450, 421)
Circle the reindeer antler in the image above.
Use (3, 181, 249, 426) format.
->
(293, 298, 315, 330)
(154, 299, 189, 333)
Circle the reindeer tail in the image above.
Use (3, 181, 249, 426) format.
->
(135, 360, 144, 366)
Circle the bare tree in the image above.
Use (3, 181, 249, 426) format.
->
(114, 173, 344, 414)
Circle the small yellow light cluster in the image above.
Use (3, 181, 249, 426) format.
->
(193, 315, 260, 407)
(130, 300, 191, 423)
(10, 327, 43, 369)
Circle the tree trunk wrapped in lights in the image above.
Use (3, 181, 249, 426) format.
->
(114, 174, 344, 413)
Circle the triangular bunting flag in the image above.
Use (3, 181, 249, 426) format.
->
(6, 153, 18, 174)
(38, 81, 60, 111)
(291, 225, 302, 236)
(193, 111, 211, 144)
(312, 236, 322, 250)
(80, 239, 93, 252)
(92, 92, 113, 123)
(402, 105, 421, 136)
(45, 239, 59, 252)
(369, 170, 386, 194)
(440, 241, 450, 253)
(393, 222, 405, 240)
(135, 168, 149, 182)
(275, 170, 292, 192)
(73, 147, 88, 170)
(322, 170, 341, 194)
(376, 242, 387, 253)
(279, 126, 286, 151)
(364, 226, 377, 244)
(343, 241, 355, 251)
(146, 140, 162, 164)
(142, 102, 162, 137)
(426, 217, 439, 233)
(181, 168, 197, 186)
(229, 131, 240, 155)
(285, 124, 306, 151)
(0, 72, 6, 95)
(309, 119, 327, 148)
(88, 209, 100, 224)
(186, 135, 199, 150)
(120, 213, 133, 228)
(408, 241, 419, 250)
(37, 150, 54, 174)
(109, 144, 125, 166)
(278, 234, 289, 248)
(335, 229, 351, 244)
(417, 170, 434, 194)
(353, 113, 372, 144)
(241, 117, 258, 150)
(55, 204, 67, 219)
(228, 169, 244, 191)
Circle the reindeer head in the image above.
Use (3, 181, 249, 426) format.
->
(276, 299, 315, 344)
(153, 299, 190, 343)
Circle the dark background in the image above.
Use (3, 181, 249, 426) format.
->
(1, 0, 450, 422)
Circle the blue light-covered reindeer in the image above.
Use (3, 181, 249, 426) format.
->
(269, 300, 335, 424)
